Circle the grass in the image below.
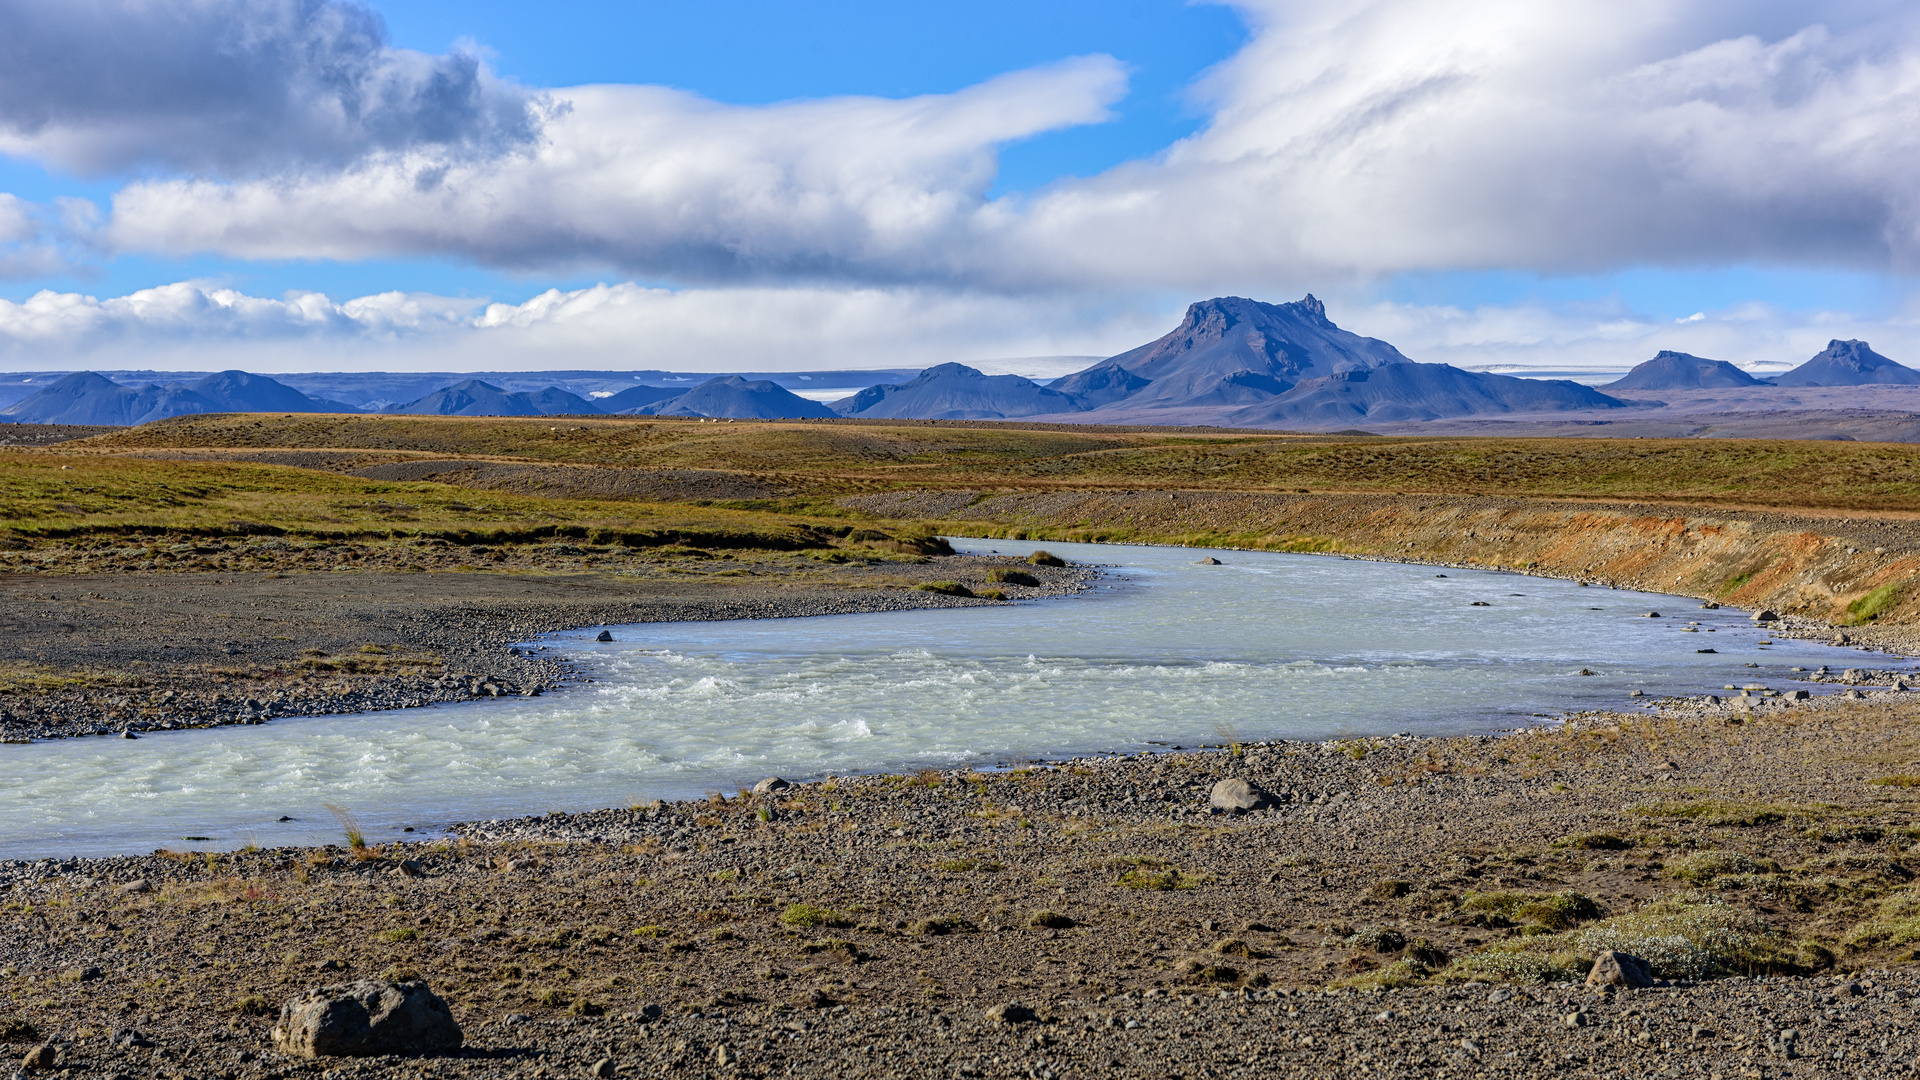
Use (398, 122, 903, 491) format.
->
(1665, 851, 1775, 885)
(1634, 800, 1833, 827)
(1459, 890, 1604, 931)
(778, 903, 852, 929)
(1451, 894, 1799, 983)
(75, 414, 1920, 512)
(1870, 775, 1920, 788)
(1842, 890, 1920, 952)
(322, 804, 367, 851)
(1845, 583, 1904, 625)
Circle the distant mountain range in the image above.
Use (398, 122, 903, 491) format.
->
(4, 300, 1916, 430)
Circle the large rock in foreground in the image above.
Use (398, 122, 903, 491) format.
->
(1209, 778, 1274, 812)
(271, 980, 462, 1058)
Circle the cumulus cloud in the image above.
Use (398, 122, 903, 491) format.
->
(2, 279, 1912, 382)
(0, 280, 1167, 373)
(69, 0, 1920, 289)
(0, 0, 544, 175)
(104, 58, 1128, 277)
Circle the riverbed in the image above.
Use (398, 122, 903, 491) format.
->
(0, 539, 1900, 857)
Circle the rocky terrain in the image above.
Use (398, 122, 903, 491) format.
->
(0, 553, 1094, 741)
(4, 682, 1920, 1077)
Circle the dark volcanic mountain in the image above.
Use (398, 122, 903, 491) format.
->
(597, 384, 681, 414)
(1774, 340, 1920, 387)
(641, 376, 837, 419)
(835, 363, 1081, 419)
(1603, 351, 1767, 391)
(1228, 364, 1628, 426)
(1057, 295, 1410, 412)
(388, 380, 603, 417)
(0, 369, 348, 425)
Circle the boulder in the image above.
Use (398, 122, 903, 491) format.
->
(753, 777, 791, 796)
(595, 630, 614, 642)
(1751, 610, 1779, 622)
(1209, 778, 1273, 813)
(20, 1044, 57, 1071)
(270, 980, 462, 1058)
(1585, 951, 1654, 989)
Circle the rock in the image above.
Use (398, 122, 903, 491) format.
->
(591, 1058, 617, 1077)
(1209, 778, 1273, 813)
(713, 1044, 738, 1066)
(595, 630, 614, 642)
(117, 879, 151, 894)
(270, 980, 462, 1058)
(1787, 689, 1811, 700)
(316, 958, 346, 972)
(983, 1002, 1037, 1024)
(20, 1043, 56, 1071)
(119, 729, 136, 739)
(1642, 611, 1660, 618)
(752, 777, 791, 796)
(1576, 668, 1595, 676)
(1839, 981, 1864, 997)
(1841, 668, 1867, 684)
(393, 860, 424, 878)
(1486, 988, 1513, 1004)
(1197, 557, 1222, 565)
(1585, 951, 1654, 989)
(1752, 610, 1779, 621)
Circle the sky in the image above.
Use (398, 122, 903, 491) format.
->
(1, 0, 1919, 376)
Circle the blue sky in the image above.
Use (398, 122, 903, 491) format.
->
(1, 0, 1918, 374)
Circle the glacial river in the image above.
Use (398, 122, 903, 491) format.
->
(2, 539, 1904, 858)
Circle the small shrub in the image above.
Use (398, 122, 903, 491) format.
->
(232, 994, 274, 1017)
(1557, 831, 1635, 851)
(1369, 879, 1412, 899)
(1515, 892, 1605, 931)
(779, 903, 852, 929)
(910, 916, 979, 936)
(632, 925, 668, 938)
(1212, 938, 1270, 959)
(533, 988, 568, 1008)
(568, 998, 605, 1017)
(1570, 895, 1795, 979)
(1442, 948, 1578, 985)
(1174, 958, 1243, 983)
(377, 927, 420, 943)
(1666, 851, 1770, 885)
(1342, 927, 1407, 953)
(915, 581, 974, 598)
(1336, 958, 1427, 990)
(985, 568, 1040, 586)
(1871, 776, 1920, 788)
(1842, 890, 1920, 951)
(978, 588, 1009, 601)
(0, 1016, 39, 1043)
(1845, 583, 1903, 625)
(1028, 910, 1075, 929)
(1027, 551, 1066, 567)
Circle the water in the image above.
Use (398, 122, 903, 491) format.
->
(2, 539, 1904, 858)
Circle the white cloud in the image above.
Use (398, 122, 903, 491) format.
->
(2, 278, 1913, 382)
(61, 0, 1920, 291)
(0, 280, 1170, 374)
(104, 59, 1128, 278)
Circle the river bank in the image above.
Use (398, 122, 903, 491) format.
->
(848, 489, 1920, 653)
(3, 684, 1918, 1076)
(0, 555, 1096, 742)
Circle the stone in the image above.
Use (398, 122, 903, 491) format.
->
(393, 860, 424, 878)
(1787, 689, 1811, 700)
(1197, 557, 1222, 565)
(1841, 668, 1867, 683)
(1642, 611, 1660, 618)
(119, 729, 137, 739)
(1752, 610, 1779, 622)
(20, 1043, 56, 1071)
(1576, 668, 1595, 676)
(1585, 951, 1654, 989)
(591, 1057, 617, 1077)
(1208, 778, 1273, 813)
(117, 879, 151, 894)
(752, 777, 791, 796)
(1486, 988, 1513, 1004)
(713, 1044, 738, 1066)
(270, 980, 463, 1058)
(984, 1002, 1037, 1024)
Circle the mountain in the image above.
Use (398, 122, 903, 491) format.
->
(0, 369, 351, 425)
(1058, 295, 1412, 412)
(1227, 363, 1629, 425)
(1774, 340, 1920, 387)
(640, 376, 838, 419)
(1602, 351, 1768, 392)
(598, 384, 681, 414)
(834, 363, 1083, 419)
(387, 380, 604, 416)
(187, 370, 353, 412)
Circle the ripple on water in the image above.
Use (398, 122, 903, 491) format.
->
(0, 536, 1908, 857)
